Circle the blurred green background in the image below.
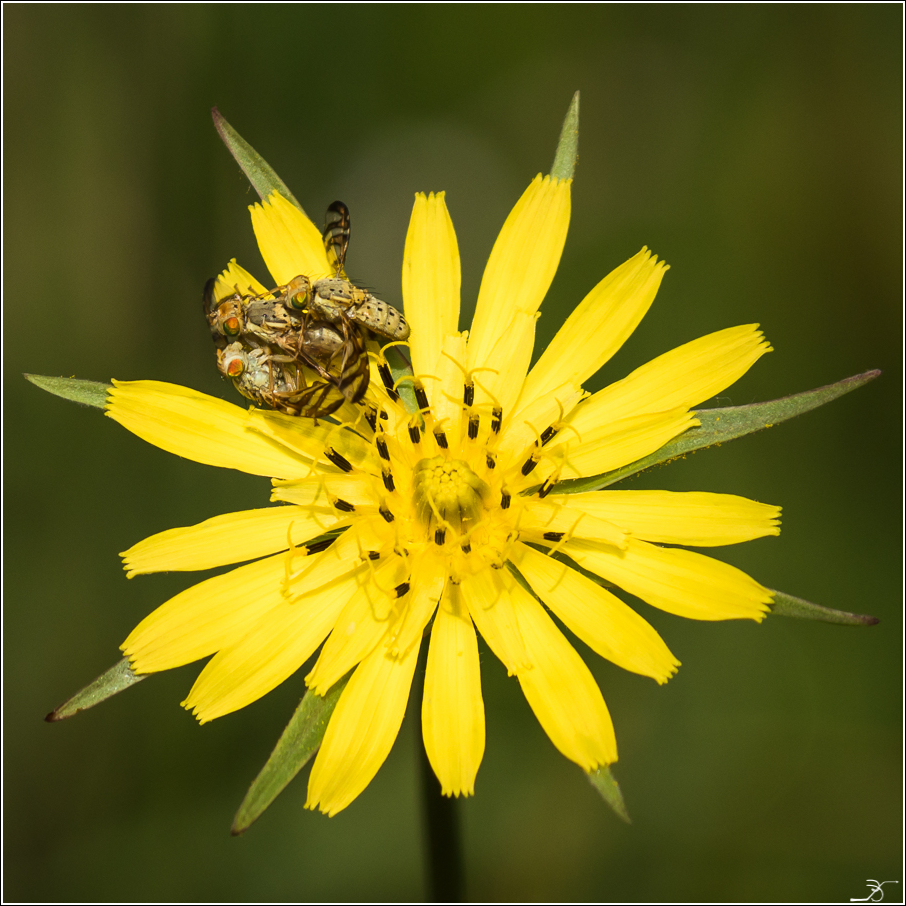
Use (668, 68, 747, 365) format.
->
(5, 5, 901, 902)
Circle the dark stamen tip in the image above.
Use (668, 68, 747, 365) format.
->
(306, 538, 335, 555)
(325, 448, 353, 473)
(378, 363, 399, 401)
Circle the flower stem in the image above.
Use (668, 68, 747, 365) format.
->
(416, 654, 464, 902)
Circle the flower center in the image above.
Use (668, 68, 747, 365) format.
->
(412, 457, 489, 540)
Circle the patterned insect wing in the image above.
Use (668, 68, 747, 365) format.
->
(323, 200, 350, 276)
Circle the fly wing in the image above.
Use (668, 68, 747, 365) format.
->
(282, 377, 347, 420)
(323, 201, 350, 277)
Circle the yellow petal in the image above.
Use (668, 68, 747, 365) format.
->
(509, 542, 679, 682)
(307, 634, 421, 816)
(246, 406, 375, 473)
(460, 567, 530, 674)
(106, 380, 310, 479)
(472, 309, 538, 417)
(570, 324, 771, 429)
(183, 578, 358, 722)
(403, 192, 461, 385)
(546, 408, 698, 482)
(500, 381, 584, 458)
(282, 518, 386, 599)
(212, 259, 267, 301)
(271, 472, 378, 509)
(306, 557, 409, 694)
(510, 579, 617, 770)
(551, 490, 781, 546)
(387, 550, 445, 659)
(249, 191, 333, 286)
(521, 248, 668, 404)
(423, 584, 485, 797)
(121, 506, 344, 577)
(517, 499, 628, 550)
(428, 333, 468, 444)
(122, 553, 290, 672)
(561, 537, 772, 621)
(468, 175, 571, 373)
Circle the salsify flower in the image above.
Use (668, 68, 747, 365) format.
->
(108, 175, 779, 816)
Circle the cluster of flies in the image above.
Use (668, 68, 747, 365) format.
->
(204, 202, 410, 421)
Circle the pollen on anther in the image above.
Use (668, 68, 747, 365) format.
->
(434, 430, 448, 449)
(382, 470, 395, 492)
(435, 528, 446, 545)
(379, 505, 395, 523)
(521, 455, 539, 476)
(464, 382, 475, 407)
(486, 452, 496, 469)
(540, 426, 558, 445)
(414, 383, 430, 412)
(376, 436, 390, 461)
(461, 541, 472, 553)
(491, 407, 503, 434)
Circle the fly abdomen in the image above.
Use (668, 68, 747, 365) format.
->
(350, 297, 410, 341)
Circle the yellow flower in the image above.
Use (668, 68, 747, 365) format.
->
(109, 179, 779, 817)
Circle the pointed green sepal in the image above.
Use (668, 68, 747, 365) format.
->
(770, 589, 879, 625)
(45, 657, 146, 722)
(553, 369, 881, 494)
(212, 107, 306, 215)
(383, 345, 418, 416)
(231, 673, 351, 834)
(551, 91, 580, 181)
(25, 373, 110, 410)
(588, 764, 631, 823)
